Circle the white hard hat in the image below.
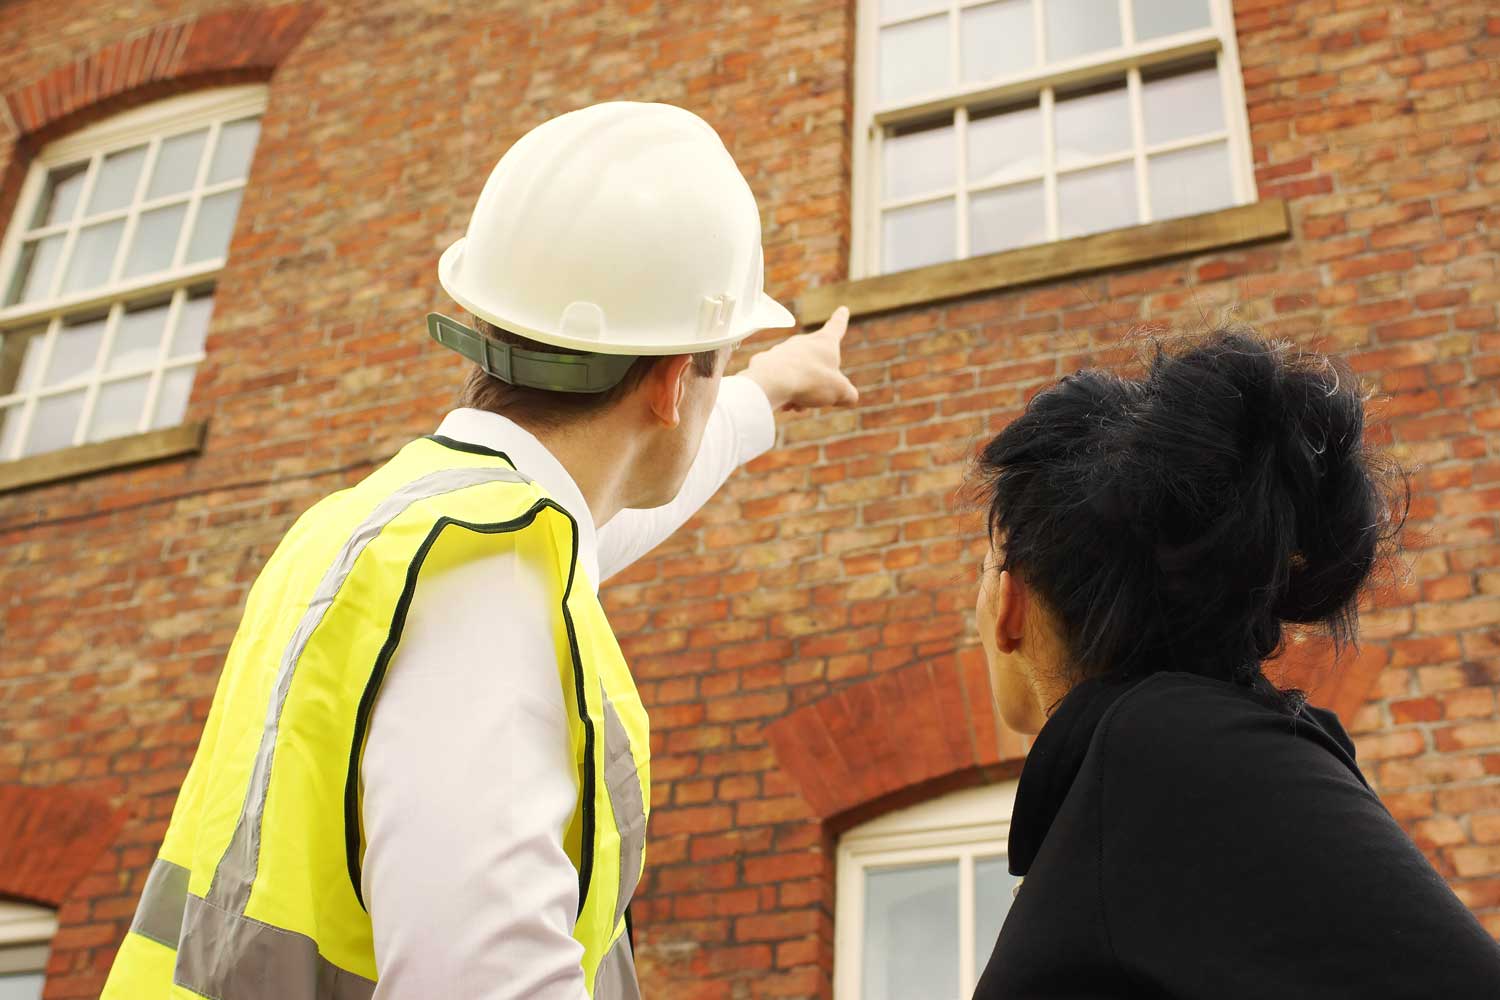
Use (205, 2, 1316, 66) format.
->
(437, 101, 796, 358)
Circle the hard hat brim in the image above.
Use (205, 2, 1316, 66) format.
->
(439, 237, 798, 356)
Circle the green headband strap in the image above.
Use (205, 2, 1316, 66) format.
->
(427, 313, 638, 394)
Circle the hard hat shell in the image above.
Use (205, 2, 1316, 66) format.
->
(438, 102, 796, 357)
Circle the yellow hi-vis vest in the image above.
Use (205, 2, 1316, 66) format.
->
(102, 435, 651, 1000)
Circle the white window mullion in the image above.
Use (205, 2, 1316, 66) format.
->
(139, 287, 187, 434)
(959, 851, 977, 994)
(107, 136, 163, 286)
(172, 120, 223, 272)
(73, 301, 123, 446)
(867, 125, 885, 277)
(956, 106, 970, 260)
(1127, 67, 1151, 223)
(1120, 0, 1136, 47)
(41, 154, 102, 302)
(1041, 88, 1058, 240)
(7, 316, 61, 458)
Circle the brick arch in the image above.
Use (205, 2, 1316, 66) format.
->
(764, 635, 1391, 829)
(0, 784, 124, 907)
(2, 2, 319, 146)
(764, 649, 1029, 829)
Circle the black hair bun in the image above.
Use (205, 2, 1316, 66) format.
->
(976, 326, 1403, 697)
(1143, 329, 1388, 632)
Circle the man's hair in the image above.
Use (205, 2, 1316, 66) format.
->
(458, 317, 722, 429)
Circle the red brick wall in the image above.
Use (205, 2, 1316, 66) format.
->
(0, 1, 1496, 997)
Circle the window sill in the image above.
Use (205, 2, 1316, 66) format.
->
(0, 421, 206, 493)
(798, 199, 1290, 326)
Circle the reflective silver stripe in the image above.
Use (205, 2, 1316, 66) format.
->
(176, 892, 375, 1000)
(130, 858, 190, 948)
(602, 694, 646, 928)
(594, 933, 642, 1000)
(209, 465, 532, 915)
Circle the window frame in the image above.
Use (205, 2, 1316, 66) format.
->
(834, 780, 1020, 1000)
(0, 84, 265, 464)
(0, 899, 57, 998)
(850, 0, 1258, 279)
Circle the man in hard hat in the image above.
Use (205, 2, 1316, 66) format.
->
(103, 102, 857, 1000)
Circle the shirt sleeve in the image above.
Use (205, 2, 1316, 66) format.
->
(596, 374, 776, 582)
(362, 543, 589, 999)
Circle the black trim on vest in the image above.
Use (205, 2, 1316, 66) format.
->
(423, 434, 516, 465)
(343, 499, 598, 917)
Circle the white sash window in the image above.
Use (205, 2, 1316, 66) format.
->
(0, 86, 266, 462)
(852, 0, 1256, 277)
(835, 781, 1022, 999)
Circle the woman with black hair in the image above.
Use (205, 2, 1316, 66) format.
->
(970, 329, 1500, 998)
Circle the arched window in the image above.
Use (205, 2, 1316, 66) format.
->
(0, 85, 265, 464)
(0, 899, 56, 1000)
(835, 780, 1020, 1000)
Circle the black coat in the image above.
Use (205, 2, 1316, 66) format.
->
(975, 671, 1500, 999)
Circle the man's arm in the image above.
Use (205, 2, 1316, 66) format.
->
(597, 307, 856, 582)
(362, 547, 588, 999)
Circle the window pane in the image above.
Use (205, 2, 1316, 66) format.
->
(881, 0, 940, 19)
(882, 199, 956, 273)
(1135, 0, 1211, 41)
(1044, 0, 1121, 62)
(44, 315, 107, 386)
(147, 129, 209, 200)
(24, 389, 86, 455)
(1149, 141, 1234, 221)
(1058, 161, 1137, 237)
(185, 190, 244, 264)
(883, 121, 955, 201)
(962, 1, 1035, 83)
(172, 290, 216, 358)
(968, 103, 1043, 186)
(109, 300, 172, 373)
(61, 220, 125, 293)
(974, 857, 1022, 972)
(971, 182, 1047, 255)
(207, 118, 262, 185)
(879, 15, 950, 105)
(0, 971, 46, 1000)
(123, 203, 188, 279)
(1142, 63, 1225, 146)
(30, 164, 88, 228)
(6, 235, 65, 305)
(0, 404, 23, 459)
(0, 325, 48, 396)
(1055, 82, 1131, 167)
(862, 862, 959, 1000)
(88, 375, 150, 442)
(86, 145, 148, 216)
(152, 365, 196, 429)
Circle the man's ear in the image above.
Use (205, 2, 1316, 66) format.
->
(644, 354, 695, 428)
(995, 570, 1028, 655)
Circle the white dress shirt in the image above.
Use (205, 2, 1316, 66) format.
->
(361, 376, 775, 998)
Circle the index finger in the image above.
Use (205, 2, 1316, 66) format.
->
(815, 305, 851, 343)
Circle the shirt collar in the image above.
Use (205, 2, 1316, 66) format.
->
(433, 408, 602, 593)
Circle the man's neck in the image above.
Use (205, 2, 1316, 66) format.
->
(527, 418, 638, 528)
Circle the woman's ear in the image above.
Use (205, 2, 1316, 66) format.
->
(995, 570, 1027, 654)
